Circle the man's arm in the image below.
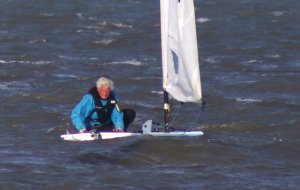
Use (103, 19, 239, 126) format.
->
(71, 94, 94, 131)
(111, 107, 124, 131)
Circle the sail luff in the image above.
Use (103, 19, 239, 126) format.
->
(160, 0, 168, 91)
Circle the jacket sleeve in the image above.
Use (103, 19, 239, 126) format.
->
(111, 107, 124, 129)
(71, 94, 95, 131)
(110, 94, 124, 129)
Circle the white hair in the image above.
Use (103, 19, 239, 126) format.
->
(96, 77, 114, 90)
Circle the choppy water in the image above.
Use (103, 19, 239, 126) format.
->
(1, 0, 300, 189)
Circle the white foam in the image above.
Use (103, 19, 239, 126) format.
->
(29, 38, 47, 44)
(151, 90, 163, 95)
(0, 81, 31, 90)
(104, 60, 142, 66)
(0, 60, 50, 65)
(59, 55, 78, 60)
(236, 98, 262, 103)
(98, 21, 133, 28)
(76, 13, 84, 19)
(248, 60, 262, 64)
(42, 13, 55, 17)
(0, 60, 14, 64)
(271, 11, 285, 17)
(93, 39, 115, 45)
(54, 74, 77, 78)
(196, 17, 211, 23)
(265, 54, 281, 59)
(204, 57, 219, 64)
(112, 22, 133, 28)
(87, 16, 98, 21)
(107, 31, 121, 36)
(88, 57, 99, 60)
(32, 61, 51, 65)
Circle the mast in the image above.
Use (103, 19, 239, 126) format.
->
(163, 90, 170, 127)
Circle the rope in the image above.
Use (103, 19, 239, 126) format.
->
(169, 101, 183, 126)
(193, 99, 206, 125)
(151, 99, 209, 132)
(169, 99, 206, 127)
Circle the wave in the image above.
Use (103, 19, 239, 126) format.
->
(0, 81, 31, 91)
(76, 12, 84, 19)
(58, 55, 102, 61)
(97, 21, 133, 29)
(248, 59, 262, 64)
(0, 60, 51, 65)
(93, 39, 116, 45)
(0, 30, 8, 34)
(265, 54, 281, 59)
(103, 60, 142, 66)
(0, 60, 13, 64)
(235, 98, 262, 103)
(58, 55, 79, 60)
(150, 90, 163, 95)
(271, 11, 285, 17)
(29, 38, 47, 44)
(41, 12, 55, 17)
(122, 100, 159, 109)
(196, 17, 211, 23)
(203, 56, 220, 64)
(53, 74, 77, 78)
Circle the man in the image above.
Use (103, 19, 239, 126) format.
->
(71, 77, 135, 133)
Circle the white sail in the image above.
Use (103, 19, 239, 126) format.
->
(160, 0, 202, 102)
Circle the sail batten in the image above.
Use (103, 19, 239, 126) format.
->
(160, 0, 202, 103)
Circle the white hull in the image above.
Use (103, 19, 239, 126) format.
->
(61, 131, 203, 141)
(145, 131, 203, 137)
(61, 132, 142, 141)
(61, 120, 203, 141)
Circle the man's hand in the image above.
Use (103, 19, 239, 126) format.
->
(113, 127, 124, 132)
(79, 128, 86, 133)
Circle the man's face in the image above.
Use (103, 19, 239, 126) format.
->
(98, 85, 111, 99)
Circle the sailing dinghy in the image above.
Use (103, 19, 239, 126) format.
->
(61, 0, 203, 141)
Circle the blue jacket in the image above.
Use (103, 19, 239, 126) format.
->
(71, 93, 124, 131)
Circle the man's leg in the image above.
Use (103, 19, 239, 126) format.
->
(123, 109, 136, 131)
(99, 124, 114, 132)
(92, 109, 135, 132)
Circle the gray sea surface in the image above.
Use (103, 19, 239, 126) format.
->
(0, 0, 300, 189)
